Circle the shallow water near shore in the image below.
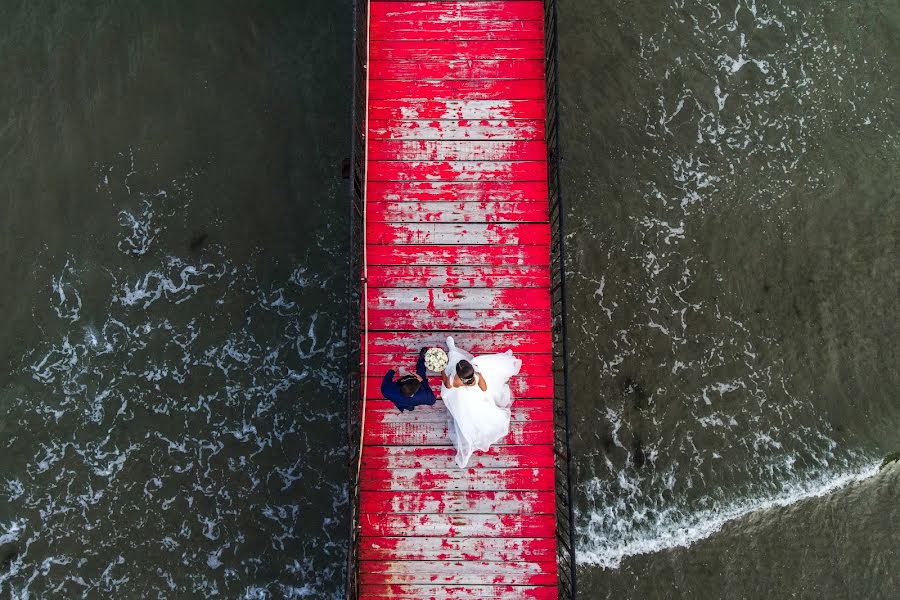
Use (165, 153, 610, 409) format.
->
(558, 0, 899, 597)
(0, 2, 351, 597)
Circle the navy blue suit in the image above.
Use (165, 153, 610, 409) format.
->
(380, 353, 437, 412)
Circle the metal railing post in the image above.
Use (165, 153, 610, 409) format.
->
(544, 0, 578, 598)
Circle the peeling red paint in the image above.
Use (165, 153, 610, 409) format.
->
(368, 140, 546, 162)
(359, 2, 557, 596)
(368, 119, 545, 142)
(370, 2, 544, 22)
(365, 331, 552, 354)
(366, 160, 548, 183)
(367, 201, 549, 224)
(368, 98, 545, 121)
(366, 181, 548, 203)
(369, 39, 545, 61)
(366, 243, 550, 267)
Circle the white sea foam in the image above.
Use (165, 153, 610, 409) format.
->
(6, 149, 348, 598)
(117, 198, 162, 256)
(1, 519, 27, 546)
(577, 461, 880, 568)
(50, 261, 82, 323)
(114, 257, 230, 308)
(569, 0, 893, 578)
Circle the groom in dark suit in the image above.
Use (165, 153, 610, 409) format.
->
(380, 347, 437, 412)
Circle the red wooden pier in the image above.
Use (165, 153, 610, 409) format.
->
(357, 1, 557, 598)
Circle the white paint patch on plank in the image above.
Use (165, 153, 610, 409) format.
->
(360, 513, 556, 538)
(364, 330, 553, 354)
(359, 467, 554, 492)
(358, 559, 556, 586)
(370, 287, 548, 310)
(366, 265, 551, 288)
(360, 489, 555, 513)
(368, 119, 545, 141)
(369, 99, 544, 120)
(370, 140, 545, 161)
(359, 535, 557, 562)
(367, 223, 551, 245)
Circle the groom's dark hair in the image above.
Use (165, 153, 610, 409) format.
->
(398, 375, 421, 397)
(456, 360, 476, 385)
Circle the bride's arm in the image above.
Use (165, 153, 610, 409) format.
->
(442, 372, 453, 388)
(477, 374, 487, 392)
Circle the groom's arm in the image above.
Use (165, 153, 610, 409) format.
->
(415, 353, 427, 379)
(420, 381, 437, 406)
(380, 369, 397, 400)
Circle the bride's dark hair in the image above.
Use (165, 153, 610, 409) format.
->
(456, 360, 476, 385)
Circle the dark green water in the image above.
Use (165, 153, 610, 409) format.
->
(0, 1, 351, 597)
(558, 0, 899, 597)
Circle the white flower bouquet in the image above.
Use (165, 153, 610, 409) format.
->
(423, 347, 448, 372)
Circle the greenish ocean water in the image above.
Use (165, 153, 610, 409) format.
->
(0, 2, 351, 597)
(558, 0, 898, 597)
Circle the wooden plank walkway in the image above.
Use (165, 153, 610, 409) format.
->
(359, 1, 556, 598)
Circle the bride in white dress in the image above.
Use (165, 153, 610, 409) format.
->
(440, 336, 522, 468)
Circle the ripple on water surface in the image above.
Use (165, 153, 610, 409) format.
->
(1, 153, 348, 598)
(562, 0, 897, 571)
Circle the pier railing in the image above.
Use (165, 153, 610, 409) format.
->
(345, 0, 367, 597)
(545, 0, 578, 598)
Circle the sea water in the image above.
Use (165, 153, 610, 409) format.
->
(559, 0, 899, 597)
(0, 2, 351, 597)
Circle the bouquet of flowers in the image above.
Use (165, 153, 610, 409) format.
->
(423, 347, 449, 372)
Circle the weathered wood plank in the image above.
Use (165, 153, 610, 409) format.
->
(359, 535, 557, 562)
(367, 222, 550, 245)
(368, 287, 549, 310)
(359, 559, 557, 586)
(369, 140, 546, 162)
(360, 512, 556, 537)
(370, 59, 544, 81)
(360, 447, 555, 470)
(359, 584, 557, 600)
(367, 308, 551, 331)
(363, 421, 553, 446)
(360, 467, 555, 492)
(366, 265, 551, 288)
(368, 99, 545, 120)
(368, 160, 548, 183)
(368, 119, 545, 141)
(369, 80, 544, 101)
(366, 181, 548, 203)
(366, 244, 550, 266)
(364, 331, 552, 354)
(369, 40, 545, 61)
(370, 2, 544, 22)
(368, 201, 548, 224)
(371, 20, 544, 42)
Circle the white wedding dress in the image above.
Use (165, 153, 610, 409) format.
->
(441, 336, 522, 468)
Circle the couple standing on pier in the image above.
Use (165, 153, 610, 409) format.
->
(380, 337, 522, 468)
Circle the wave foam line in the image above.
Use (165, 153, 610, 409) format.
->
(576, 461, 881, 569)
